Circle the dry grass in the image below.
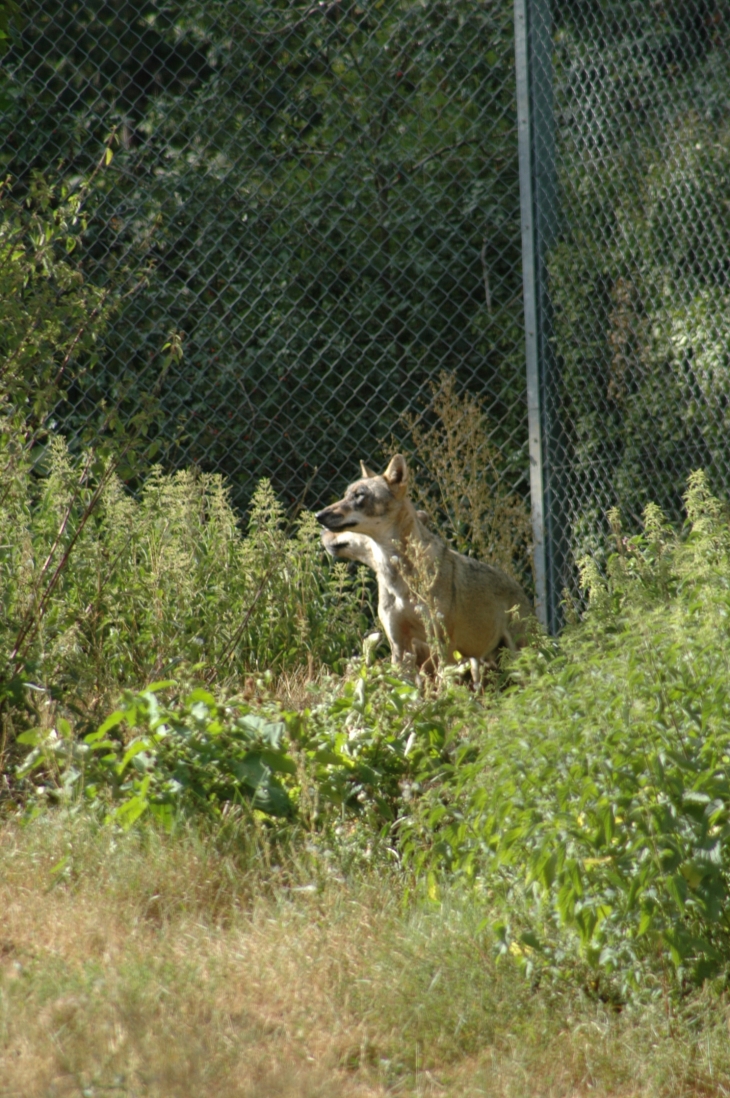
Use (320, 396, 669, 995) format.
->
(1, 815, 729, 1098)
(394, 373, 533, 589)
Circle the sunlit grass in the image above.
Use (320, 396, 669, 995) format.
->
(1, 814, 729, 1098)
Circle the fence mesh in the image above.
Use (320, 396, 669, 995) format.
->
(1, 0, 528, 519)
(524, 0, 730, 619)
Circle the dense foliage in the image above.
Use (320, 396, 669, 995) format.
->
(405, 472, 730, 993)
(16, 658, 452, 831)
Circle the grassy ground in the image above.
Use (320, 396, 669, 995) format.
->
(1, 816, 729, 1098)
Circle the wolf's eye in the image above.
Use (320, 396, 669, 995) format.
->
(353, 491, 365, 505)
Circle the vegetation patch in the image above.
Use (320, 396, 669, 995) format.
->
(1, 450, 368, 727)
(10, 470, 730, 1004)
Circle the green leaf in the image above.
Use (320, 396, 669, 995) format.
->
(16, 728, 41, 746)
(260, 749, 297, 776)
(118, 739, 153, 775)
(113, 795, 149, 829)
(187, 688, 216, 706)
(88, 710, 126, 740)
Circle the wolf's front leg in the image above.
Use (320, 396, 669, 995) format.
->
(378, 611, 403, 665)
(390, 643, 418, 679)
(383, 617, 421, 674)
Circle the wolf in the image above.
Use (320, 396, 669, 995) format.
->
(316, 455, 533, 674)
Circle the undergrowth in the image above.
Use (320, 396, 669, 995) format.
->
(405, 471, 730, 997)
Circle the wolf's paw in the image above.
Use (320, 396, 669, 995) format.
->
(321, 529, 352, 558)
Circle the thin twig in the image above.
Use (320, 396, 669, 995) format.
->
(410, 138, 475, 176)
(249, 0, 344, 43)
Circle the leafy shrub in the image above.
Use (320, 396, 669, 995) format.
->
(0, 173, 110, 428)
(404, 472, 730, 992)
(16, 649, 475, 834)
(0, 165, 162, 467)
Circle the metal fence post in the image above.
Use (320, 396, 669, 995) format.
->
(514, 0, 562, 633)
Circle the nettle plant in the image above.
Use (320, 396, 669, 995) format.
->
(1, 443, 371, 733)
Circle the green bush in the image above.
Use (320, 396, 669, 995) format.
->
(0, 173, 109, 422)
(0, 166, 158, 466)
(403, 472, 730, 993)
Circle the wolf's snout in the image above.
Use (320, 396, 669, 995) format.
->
(317, 507, 356, 531)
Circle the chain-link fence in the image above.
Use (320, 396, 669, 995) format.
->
(519, 0, 730, 628)
(1, 0, 528, 520)
(3, 0, 730, 632)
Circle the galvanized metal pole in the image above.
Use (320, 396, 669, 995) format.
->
(514, 0, 561, 632)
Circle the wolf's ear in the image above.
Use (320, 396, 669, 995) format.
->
(384, 454, 408, 497)
(360, 460, 377, 479)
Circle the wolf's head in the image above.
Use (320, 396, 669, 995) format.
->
(316, 455, 410, 540)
